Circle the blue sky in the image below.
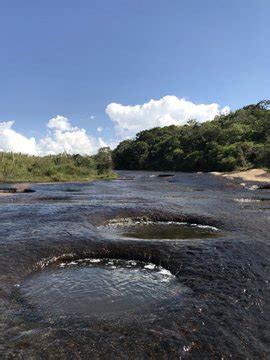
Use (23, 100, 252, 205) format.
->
(0, 0, 269, 154)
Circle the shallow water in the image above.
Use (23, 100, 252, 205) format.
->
(101, 220, 220, 240)
(19, 259, 181, 317)
(0, 171, 269, 358)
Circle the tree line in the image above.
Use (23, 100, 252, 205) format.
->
(1, 100, 269, 182)
(112, 100, 270, 172)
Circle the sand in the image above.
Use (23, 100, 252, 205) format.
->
(211, 168, 270, 183)
(0, 183, 33, 196)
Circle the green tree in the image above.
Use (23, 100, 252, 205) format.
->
(112, 100, 270, 172)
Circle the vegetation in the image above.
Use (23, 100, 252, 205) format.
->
(1, 100, 269, 182)
(0, 147, 116, 182)
(113, 101, 270, 172)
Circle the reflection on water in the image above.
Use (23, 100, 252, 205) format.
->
(101, 220, 220, 240)
(1, 171, 269, 358)
(19, 259, 183, 317)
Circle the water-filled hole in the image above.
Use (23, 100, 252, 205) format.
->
(64, 188, 82, 192)
(18, 258, 183, 317)
(258, 184, 270, 190)
(100, 219, 221, 240)
(157, 174, 174, 178)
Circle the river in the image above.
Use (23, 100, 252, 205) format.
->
(0, 171, 269, 358)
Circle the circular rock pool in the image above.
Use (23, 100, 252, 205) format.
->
(99, 220, 220, 240)
(18, 258, 184, 317)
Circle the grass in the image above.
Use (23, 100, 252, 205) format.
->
(0, 152, 117, 183)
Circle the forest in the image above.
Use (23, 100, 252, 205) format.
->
(112, 101, 270, 172)
(1, 101, 269, 182)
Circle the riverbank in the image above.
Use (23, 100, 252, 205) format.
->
(2, 168, 269, 197)
(211, 168, 270, 183)
(0, 151, 116, 184)
(0, 174, 118, 196)
(0, 183, 33, 196)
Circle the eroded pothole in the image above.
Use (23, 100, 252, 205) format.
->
(17, 258, 184, 318)
(99, 219, 221, 240)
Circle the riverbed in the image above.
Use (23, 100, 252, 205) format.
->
(0, 171, 269, 358)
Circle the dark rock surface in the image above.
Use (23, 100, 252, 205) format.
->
(0, 171, 269, 359)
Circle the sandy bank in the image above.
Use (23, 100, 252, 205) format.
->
(211, 168, 270, 183)
(0, 183, 33, 196)
(0, 192, 14, 197)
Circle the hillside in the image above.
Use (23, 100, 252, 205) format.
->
(113, 100, 270, 172)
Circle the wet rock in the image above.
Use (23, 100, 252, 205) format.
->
(158, 174, 174, 178)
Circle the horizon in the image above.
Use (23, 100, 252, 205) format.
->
(0, 0, 269, 155)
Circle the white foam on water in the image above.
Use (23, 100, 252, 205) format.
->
(35, 253, 76, 270)
(190, 223, 219, 231)
(102, 219, 219, 232)
(234, 198, 260, 203)
(144, 263, 156, 270)
(127, 260, 137, 266)
(158, 268, 173, 276)
(68, 261, 78, 266)
(89, 259, 101, 263)
(20, 257, 183, 317)
(248, 185, 259, 191)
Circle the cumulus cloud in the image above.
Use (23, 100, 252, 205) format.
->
(0, 116, 104, 155)
(47, 115, 71, 131)
(0, 96, 230, 155)
(40, 115, 101, 155)
(0, 121, 37, 155)
(106, 95, 230, 138)
(98, 137, 108, 148)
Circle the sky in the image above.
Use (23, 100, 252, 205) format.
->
(0, 0, 269, 155)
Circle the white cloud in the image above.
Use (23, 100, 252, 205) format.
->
(40, 128, 99, 155)
(106, 95, 230, 138)
(41, 115, 100, 155)
(47, 115, 71, 131)
(98, 137, 108, 148)
(0, 96, 231, 155)
(0, 117, 101, 156)
(0, 121, 37, 155)
(90, 115, 95, 120)
(220, 106, 230, 115)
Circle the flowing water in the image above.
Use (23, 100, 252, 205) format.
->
(0, 171, 269, 358)
(19, 259, 182, 317)
(100, 220, 220, 240)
